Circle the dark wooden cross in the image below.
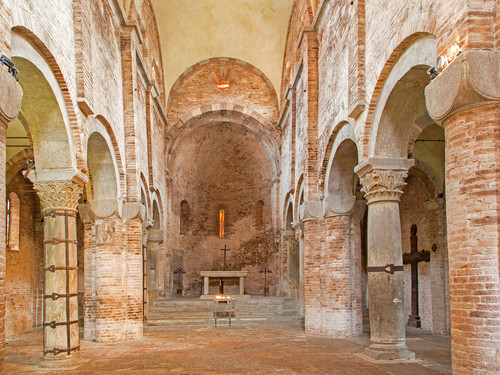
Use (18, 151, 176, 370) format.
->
(403, 224, 430, 328)
(173, 267, 186, 296)
(219, 245, 230, 294)
(221, 245, 230, 271)
(259, 266, 272, 296)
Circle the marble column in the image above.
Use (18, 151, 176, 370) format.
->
(0, 64, 23, 372)
(426, 50, 500, 374)
(32, 179, 84, 366)
(355, 158, 415, 360)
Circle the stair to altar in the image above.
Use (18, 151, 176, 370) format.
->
(147, 296, 301, 326)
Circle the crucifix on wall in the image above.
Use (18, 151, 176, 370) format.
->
(403, 224, 431, 328)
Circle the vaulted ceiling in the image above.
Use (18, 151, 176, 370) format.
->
(151, 0, 294, 99)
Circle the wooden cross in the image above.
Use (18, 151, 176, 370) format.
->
(259, 266, 272, 296)
(403, 224, 430, 328)
(221, 245, 230, 271)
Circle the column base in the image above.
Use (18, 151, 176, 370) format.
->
(365, 344, 415, 360)
(40, 352, 84, 369)
(407, 315, 421, 328)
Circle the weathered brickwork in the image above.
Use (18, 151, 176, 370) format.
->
(0, 0, 498, 373)
(444, 105, 500, 374)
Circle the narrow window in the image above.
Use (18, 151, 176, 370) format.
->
(219, 209, 224, 238)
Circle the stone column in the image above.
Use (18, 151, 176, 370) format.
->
(32, 179, 84, 366)
(355, 158, 415, 360)
(425, 50, 500, 374)
(0, 64, 23, 372)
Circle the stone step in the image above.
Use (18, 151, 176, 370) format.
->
(147, 315, 303, 326)
(147, 296, 300, 326)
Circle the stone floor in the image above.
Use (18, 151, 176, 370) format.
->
(5, 324, 451, 374)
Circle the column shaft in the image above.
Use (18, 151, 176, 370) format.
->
(365, 202, 409, 358)
(355, 158, 415, 360)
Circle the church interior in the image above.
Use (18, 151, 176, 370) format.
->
(0, 0, 499, 374)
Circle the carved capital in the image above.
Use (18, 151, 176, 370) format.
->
(359, 169, 409, 204)
(282, 230, 296, 240)
(0, 67, 23, 124)
(33, 180, 83, 212)
(147, 229, 164, 243)
(355, 158, 414, 204)
(292, 222, 304, 241)
(425, 50, 499, 125)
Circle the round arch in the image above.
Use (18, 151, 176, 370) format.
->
(11, 27, 83, 173)
(362, 34, 437, 159)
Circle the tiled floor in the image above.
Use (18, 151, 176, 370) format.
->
(5, 324, 451, 374)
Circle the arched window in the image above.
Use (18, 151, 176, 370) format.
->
(7, 192, 20, 251)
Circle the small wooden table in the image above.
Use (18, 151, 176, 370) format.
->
(200, 271, 248, 295)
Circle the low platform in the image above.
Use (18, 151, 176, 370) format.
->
(147, 296, 301, 326)
(199, 294, 251, 300)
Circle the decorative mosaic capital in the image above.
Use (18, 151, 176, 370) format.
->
(359, 169, 409, 204)
(33, 180, 83, 211)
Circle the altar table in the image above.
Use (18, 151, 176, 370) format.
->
(200, 270, 248, 295)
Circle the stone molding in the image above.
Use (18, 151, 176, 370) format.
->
(33, 180, 83, 212)
(147, 229, 164, 243)
(0, 67, 23, 124)
(355, 158, 414, 204)
(425, 50, 499, 125)
(323, 195, 356, 218)
(78, 200, 146, 222)
(291, 222, 303, 241)
(282, 230, 296, 240)
(298, 200, 322, 221)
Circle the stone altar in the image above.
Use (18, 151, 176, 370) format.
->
(200, 271, 248, 297)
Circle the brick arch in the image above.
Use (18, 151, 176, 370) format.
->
(319, 121, 357, 193)
(11, 26, 85, 172)
(358, 32, 436, 159)
(151, 190, 164, 230)
(167, 57, 279, 128)
(294, 174, 305, 223)
(92, 115, 126, 197)
(409, 159, 443, 199)
(167, 108, 280, 176)
(6, 148, 34, 182)
(140, 173, 151, 216)
(283, 193, 295, 229)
